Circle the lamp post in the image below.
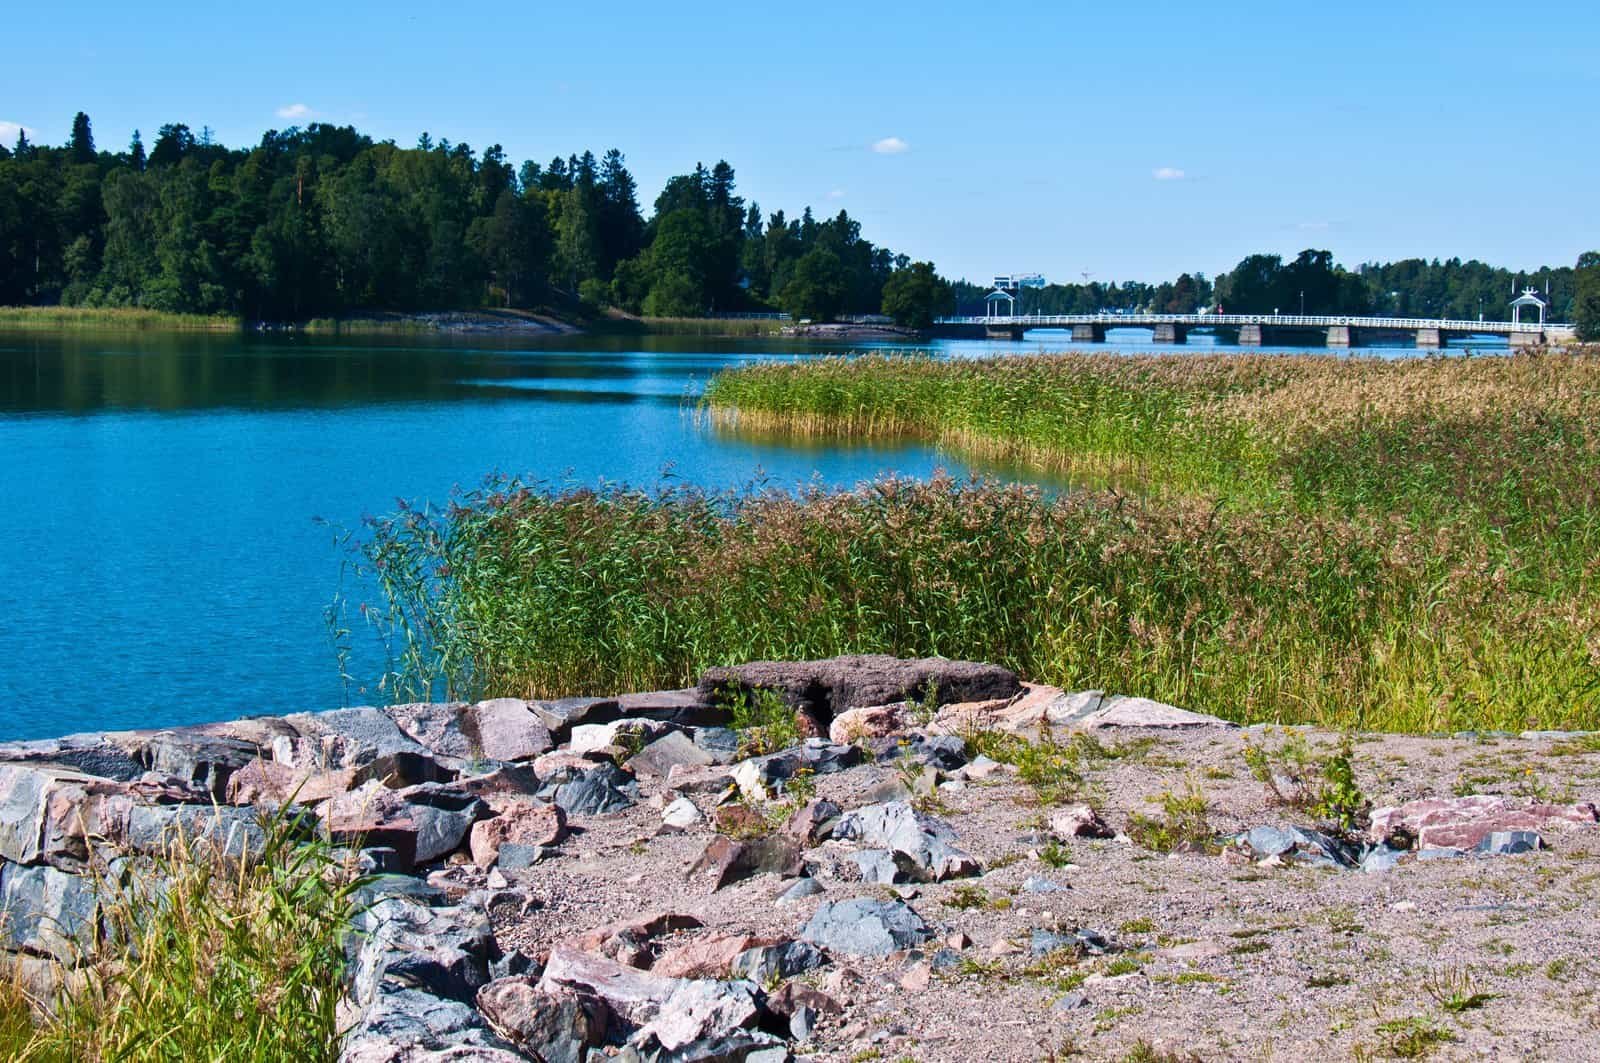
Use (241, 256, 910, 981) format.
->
(1299, 290, 1305, 316)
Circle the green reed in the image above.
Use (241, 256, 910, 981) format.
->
(0, 305, 240, 331)
(361, 473, 1597, 734)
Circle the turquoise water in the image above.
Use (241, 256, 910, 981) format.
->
(0, 328, 1504, 740)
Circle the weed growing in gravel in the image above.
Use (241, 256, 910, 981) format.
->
(1421, 967, 1495, 1013)
(1243, 730, 1369, 830)
(966, 727, 1085, 805)
(1126, 780, 1213, 853)
(1038, 841, 1074, 868)
(1120, 1037, 1202, 1062)
(1368, 1016, 1454, 1059)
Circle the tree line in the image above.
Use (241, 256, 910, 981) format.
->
(0, 113, 954, 326)
(4, 113, 1595, 336)
(955, 248, 1600, 335)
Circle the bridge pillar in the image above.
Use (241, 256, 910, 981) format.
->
(1508, 331, 1545, 347)
(1071, 324, 1105, 343)
(1414, 327, 1447, 349)
(1326, 325, 1359, 348)
(985, 326, 1025, 340)
(1151, 324, 1187, 344)
(1238, 324, 1265, 346)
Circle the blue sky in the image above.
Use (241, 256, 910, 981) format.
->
(4, 1, 1595, 284)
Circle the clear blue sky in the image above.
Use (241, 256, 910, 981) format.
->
(4, 1, 1595, 284)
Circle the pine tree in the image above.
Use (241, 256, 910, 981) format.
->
(68, 112, 95, 164)
(129, 130, 146, 170)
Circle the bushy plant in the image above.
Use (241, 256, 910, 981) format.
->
(0, 809, 361, 1062)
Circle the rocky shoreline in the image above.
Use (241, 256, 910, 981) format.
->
(4, 655, 1599, 1060)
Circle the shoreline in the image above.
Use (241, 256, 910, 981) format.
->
(4, 655, 1599, 1059)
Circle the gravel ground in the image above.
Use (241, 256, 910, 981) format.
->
(484, 725, 1600, 1061)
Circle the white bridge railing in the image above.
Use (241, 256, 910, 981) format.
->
(938, 313, 1565, 334)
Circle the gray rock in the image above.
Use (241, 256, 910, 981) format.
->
(733, 740, 863, 798)
(833, 801, 980, 881)
(133, 731, 261, 801)
(1418, 847, 1467, 860)
(691, 728, 742, 765)
(1052, 992, 1089, 1012)
(851, 849, 903, 884)
(799, 897, 932, 956)
(1359, 844, 1408, 873)
(352, 874, 448, 907)
(551, 762, 638, 816)
(117, 803, 272, 861)
(527, 696, 622, 740)
(477, 978, 607, 1063)
(661, 797, 706, 832)
(498, 843, 548, 870)
(628, 731, 715, 779)
(1475, 830, 1542, 856)
(0, 735, 144, 781)
(631, 977, 764, 1054)
(387, 700, 554, 765)
(348, 895, 499, 1008)
(340, 985, 515, 1061)
(0, 860, 100, 962)
(1021, 874, 1067, 893)
(775, 877, 824, 903)
(1231, 825, 1359, 870)
(285, 706, 457, 787)
(688, 835, 804, 890)
(616, 689, 722, 727)
(789, 1005, 817, 1042)
(728, 940, 826, 983)
(928, 947, 963, 971)
(1030, 928, 1111, 957)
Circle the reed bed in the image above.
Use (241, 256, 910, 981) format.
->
(357, 350, 1600, 734)
(0, 306, 240, 331)
(361, 472, 1598, 734)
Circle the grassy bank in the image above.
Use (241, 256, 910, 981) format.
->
(0, 306, 240, 331)
(360, 351, 1600, 733)
(0, 814, 357, 1060)
(628, 316, 787, 337)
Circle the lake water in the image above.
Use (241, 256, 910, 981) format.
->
(0, 327, 1506, 740)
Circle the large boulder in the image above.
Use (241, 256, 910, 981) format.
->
(0, 763, 131, 868)
(698, 656, 1019, 730)
(833, 801, 980, 881)
(800, 897, 933, 957)
(322, 782, 486, 868)
(347, 895, 500, 1009)
(133, 730, 261, 801)
(386, 700, 554, 765)
(1367, 795, 1598, 851)
(468, 800, 567, 867)
(0, 860, 101, 962)
(476, 978, 608, 1063)
(284, 707, 458, 788)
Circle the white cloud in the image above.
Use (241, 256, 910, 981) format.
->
(0, 121, 37, 145)
(1152, 166, 1186, 181)
(870, 136, 909, 155)
(1296, 220, 1332, 231)
(276, 103, 313, 120)
(826, 188, 847, 200)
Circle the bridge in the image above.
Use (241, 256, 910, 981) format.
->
(933, 312, 1575, 347)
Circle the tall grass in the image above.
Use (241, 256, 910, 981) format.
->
(0, 306, 240, 331)
(357, 350, 1600, 734)
(361, 474, 1598, 734)
(0, 811, 361, 1061)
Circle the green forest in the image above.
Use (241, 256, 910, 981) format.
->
(955, 250, 1600, 330)
(2, 113, 1598, 335)
(0, 113, 927, 323)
